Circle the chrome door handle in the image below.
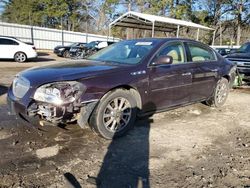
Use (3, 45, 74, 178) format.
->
(182, 72, 192, 76)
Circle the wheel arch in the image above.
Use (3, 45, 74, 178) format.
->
(86, 84, 142, 138)
(104, 85, 142, 110)
(14, 51, 27, 62)
(13, 51, 27, 59)
(80, 85, 142, 129)
(222, 75, 230, 82)
(222, 74, 235, 88)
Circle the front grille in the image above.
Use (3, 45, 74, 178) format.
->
(227, 58, 250, 63)
(12, 76, 30, 98)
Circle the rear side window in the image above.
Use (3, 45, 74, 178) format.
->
(0, 38, 19, 45)
(188, 43, 216, 62)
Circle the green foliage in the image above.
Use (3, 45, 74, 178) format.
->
(2, 0, 44, 25)
(2, 0, 88, 30)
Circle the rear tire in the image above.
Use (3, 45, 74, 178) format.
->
(14, 52, 27, 63)
(206, 77, 229, 107)
(90, 89, 137, 139)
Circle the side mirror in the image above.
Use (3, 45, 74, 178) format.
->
(152, 55, 173, 66)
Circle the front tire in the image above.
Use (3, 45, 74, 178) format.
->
(90, 89, 138, 139)
(63, 50, 70, 58)
(206, 77, 229, 107)
(14, 52, 27, 63)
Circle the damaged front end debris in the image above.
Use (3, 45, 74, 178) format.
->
(12, 80, 98, 128)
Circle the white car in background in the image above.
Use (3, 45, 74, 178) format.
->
(0, 36, 37, 62)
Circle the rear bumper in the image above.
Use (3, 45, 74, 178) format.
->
(27, 51, 38, 59)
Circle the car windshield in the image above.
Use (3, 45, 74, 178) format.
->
(87, 40, 157, 64)
(238, 43, 250, 53)
(70, 43, 80, 47)
(86, 41, 99, 48)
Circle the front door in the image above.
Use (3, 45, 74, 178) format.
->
(147, 41, 193, 111)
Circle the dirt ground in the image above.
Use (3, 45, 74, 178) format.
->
(0, 53, 249, 188)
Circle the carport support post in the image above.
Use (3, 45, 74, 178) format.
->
(108, 25, 112, 40)
(31, 26, 34, 45)
(152, 21, 155, 37)
(176, 25, 180, 38)
(212, 30, 216, 46)
(108, 25, 111, 37)
(61, 30, 64, 46)
(196, 28, 200, 41)
(85, 20, 88, 43)
(61, 17, 64, 46)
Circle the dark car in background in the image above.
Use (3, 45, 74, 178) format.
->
(212, 46, 239, 57)
(8, 38, 236, 139)
(214, 47, 232, 56)
(54, 42, 86, 58)
(70, 41, 115, 58)
(226, 42, 250, 81)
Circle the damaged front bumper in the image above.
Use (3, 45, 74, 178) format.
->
(7, 92, 98, 129)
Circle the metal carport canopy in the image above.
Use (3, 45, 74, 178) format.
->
(109, 11, 215, 44)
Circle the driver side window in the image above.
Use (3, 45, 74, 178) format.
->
(156, 42, 185, 64)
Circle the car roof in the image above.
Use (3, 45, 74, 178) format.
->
(123, 38, 214, 48)
(0, 36, 18, 40)
(125, 37, 205, 43)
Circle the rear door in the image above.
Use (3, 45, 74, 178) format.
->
(0, 38, 19, 58)
(185, 42, 220, 101)
(148, 41, 194, 111)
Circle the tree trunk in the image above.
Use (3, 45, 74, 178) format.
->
(236, 3, 242, 46)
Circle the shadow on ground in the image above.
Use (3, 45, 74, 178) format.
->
(64, 173, 82, 188)
(64, 104, 156, 188)
(0, 57, 55, 63)
(37, 52, 50, 56)
(96, 118, 152, 187)
(0, 59, 15, 62)
(27, 57, 56, 62)
(0, 85, 8, 96)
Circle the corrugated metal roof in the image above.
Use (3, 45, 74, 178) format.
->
(110, 11, 214, 31)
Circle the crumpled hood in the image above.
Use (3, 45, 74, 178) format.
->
(18, 60, 124, 86)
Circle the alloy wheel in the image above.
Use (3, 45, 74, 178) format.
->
(216, 82, 228, 104)
(102, 97, 132, 133)
(15, 52, 26, 62)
